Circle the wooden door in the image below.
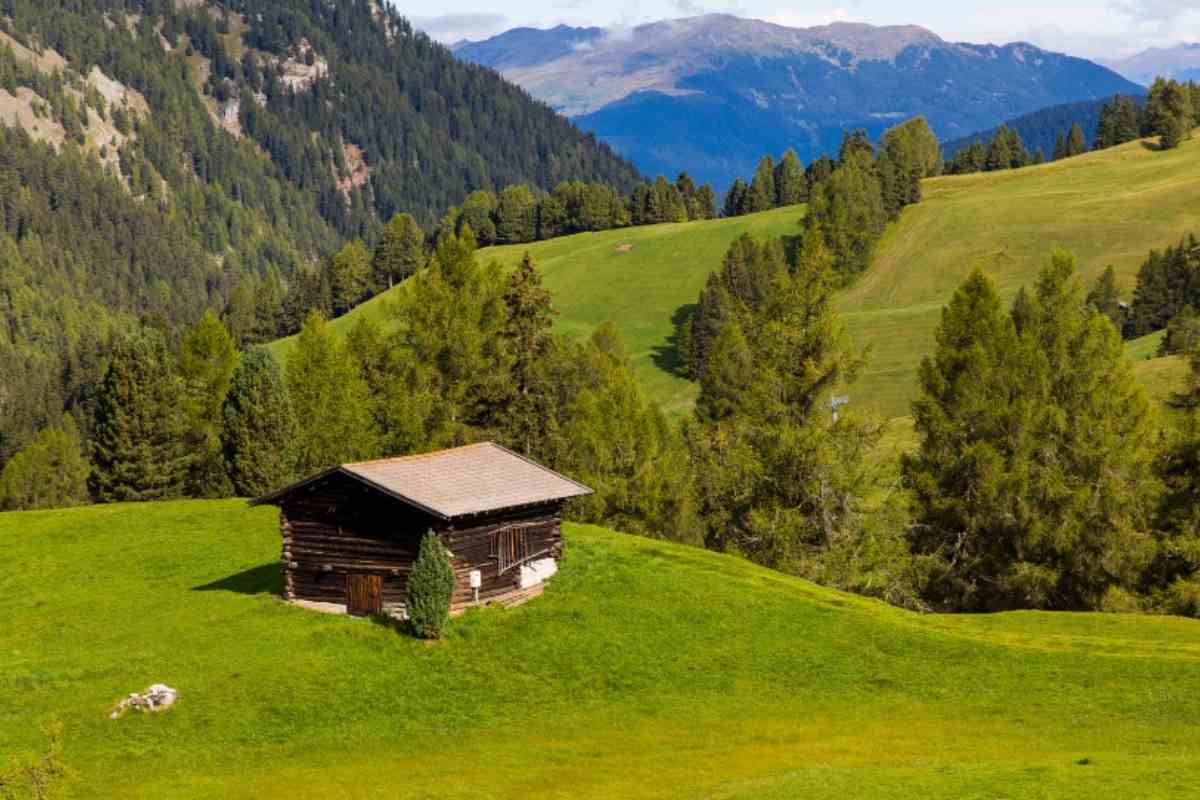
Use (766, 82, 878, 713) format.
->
(345, 573, 382, 616)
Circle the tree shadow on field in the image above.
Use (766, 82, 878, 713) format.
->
(194, 563, 283, 595)
(651, 304, 696, 378)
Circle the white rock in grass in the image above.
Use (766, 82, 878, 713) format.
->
(110, 684, 178, 718)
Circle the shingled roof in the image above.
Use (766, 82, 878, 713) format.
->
(252, 442, 592, 520)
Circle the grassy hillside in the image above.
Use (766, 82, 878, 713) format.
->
(847, 133, 1200, 416)
(267, 206, 806, 415)
(270, 134, 1198, 422)
(3, 501, 1200, 798)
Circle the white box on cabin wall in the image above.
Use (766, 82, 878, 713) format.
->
(518, 558, 558, 589)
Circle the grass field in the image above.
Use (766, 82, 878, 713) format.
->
(4, 500, 1200, 798)
(267, 207, 806, 415)
(847, 134, 1200, 416)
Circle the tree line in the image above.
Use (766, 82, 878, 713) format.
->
(947, 79, 1197, 177)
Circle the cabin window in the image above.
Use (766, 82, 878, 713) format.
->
(491, 525, 548, 576)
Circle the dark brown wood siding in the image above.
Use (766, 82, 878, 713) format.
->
(277, 472, 565, 614)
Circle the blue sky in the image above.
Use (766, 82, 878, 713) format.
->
(402, 0, 1200, 59)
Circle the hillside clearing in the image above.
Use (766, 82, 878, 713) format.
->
(3, 500, 1200, 798)
(266, 206, 806, 415)
(848, 133, 1200, 416)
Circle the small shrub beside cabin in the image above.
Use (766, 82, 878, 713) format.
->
(253, 443, 592, 617)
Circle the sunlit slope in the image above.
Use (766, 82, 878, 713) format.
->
(267, 206, 805, 415)
(2, 500, 1200, 798)
(845, 134, 1200, 417)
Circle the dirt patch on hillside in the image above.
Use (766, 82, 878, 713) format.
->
(615, 243, 634, 253)
(337, 142, 371, 195)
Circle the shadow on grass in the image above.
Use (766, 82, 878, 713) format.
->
(651, 304, 696, 378)
(193, 562, 283, 595)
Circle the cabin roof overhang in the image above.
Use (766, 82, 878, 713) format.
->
(251, 442, 593, 521)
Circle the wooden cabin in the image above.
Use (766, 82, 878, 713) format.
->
(252, 443, 592, 617)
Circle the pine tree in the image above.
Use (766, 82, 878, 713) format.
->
(748, 155, 776, 213)
(329, 240, 371, 315)
(723, 179, 748, 217)
(774, 149, 807, 206)
(369, 214, 427, 292)
(382, 228, 509, 450)
(499, 253, 557, 454)
(805, 152, 886, 280)
(406, 530, 456, 639)
(178, 311, 238, 497)
(286, 311, 378, 474)
(0, 416, 90, 511)
(1086, 265, 1124, 332)
(495, 184, 538, 243)
(688, 229, 905, 597)
(1147, 77, 1193, 150)
(906, 254, 1159, 611)
(1053, 131, 1068, 161)
(1066, 123, 1088, 157)
(221, 348, 297, 497)
(986, 126, 1014, 171)
(90, 328, 188, 502)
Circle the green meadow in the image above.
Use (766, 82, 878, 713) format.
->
(846, 134, 1200, 416)
(4, 500, 1200, 798)
(270, 134, 1198, 422)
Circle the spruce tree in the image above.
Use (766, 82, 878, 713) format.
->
(1067, 123, 1088, 157)
(0, 416, 90, 511)
(1086, 265, 1124, 332)
(286, 311, 378, 474)
(986, 126, 1013, 171)
(805, 152, 886, 280)
(906, 254, 1159, 611)
(329, 240, 371, 315)
(1053, 131, 1068, 161)
(499, 253, 557, 454)
(1147, 77, 1193, 150)
(372, 212, 425, 291)
(221, 348, 297, 497)
(495, 184, 538, 243)
(774, 149, 807, 206)
(406, 530, 456, 639)
(748, 155, 777, 213)
(178, 311, 238, 497)
(383, 228, 509, 450)
(90, 328, 188, 502)
(690, 230, 881, 571)
(723, 179, 749, 217)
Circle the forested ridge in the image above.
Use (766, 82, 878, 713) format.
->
(0, 0, 641, 464)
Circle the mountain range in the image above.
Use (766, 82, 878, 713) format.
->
(1102, 43, 1200, 85)
(454, 15, 1143, 189)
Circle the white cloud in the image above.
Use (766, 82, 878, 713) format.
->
(408, 13, 511, 43)
(765, 8, 858, 29)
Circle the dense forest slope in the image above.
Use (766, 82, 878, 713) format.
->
(457, 15, 1141, 189)
(0, 0, 639, 464)
(3, 500, 1199, 797)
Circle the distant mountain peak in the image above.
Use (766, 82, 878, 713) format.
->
(1101, 42, 1200, 85)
